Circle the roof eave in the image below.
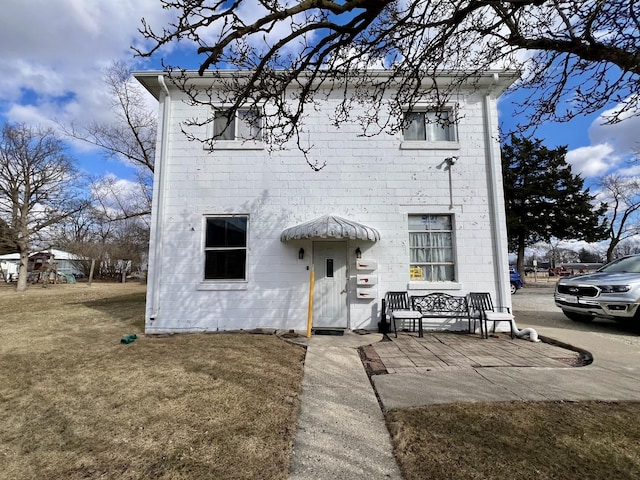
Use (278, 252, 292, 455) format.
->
(133, 69, 520, 99)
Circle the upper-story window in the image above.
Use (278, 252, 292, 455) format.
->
(403, 109, 456, 142)
(213, 108, 262, 141)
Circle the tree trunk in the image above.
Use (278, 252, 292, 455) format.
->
(16, 248, 29, 292)
(606, 240, 619, 263)
(516, 234, 526, 282)
(88, 259, 95, 286)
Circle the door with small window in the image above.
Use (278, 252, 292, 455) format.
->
(312, 242, 348, 328)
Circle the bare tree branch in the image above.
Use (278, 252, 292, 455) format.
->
(135, 0, 639, 154)
(597, 173, 640, 261)
(59, 61, 155, 217)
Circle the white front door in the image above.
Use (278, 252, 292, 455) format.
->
(312, 241, 348, 328)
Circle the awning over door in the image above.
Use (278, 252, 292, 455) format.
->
(280, 215, 381, 242)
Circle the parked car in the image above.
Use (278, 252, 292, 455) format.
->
(509, 266, 523, 294)
(554, 254, 640, 322)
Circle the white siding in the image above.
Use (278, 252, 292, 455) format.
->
(145, 85, 510, 333)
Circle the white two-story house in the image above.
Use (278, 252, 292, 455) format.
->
(135, 70, 517, 334)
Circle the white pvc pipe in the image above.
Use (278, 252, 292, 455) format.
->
(512, 320, 540, 342)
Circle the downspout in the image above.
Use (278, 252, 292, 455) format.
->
(481, 77, 539, 342)
(482, 74, 509, 309)
(149, 74, 171, 321)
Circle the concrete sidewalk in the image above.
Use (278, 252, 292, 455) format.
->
(288, 332, 403, 480)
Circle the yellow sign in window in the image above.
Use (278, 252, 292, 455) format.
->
(409, 266, 423, 280)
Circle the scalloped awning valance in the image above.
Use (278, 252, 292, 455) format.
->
(280, 214, 381, 242)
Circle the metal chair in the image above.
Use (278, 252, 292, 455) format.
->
(468, 292, 515, 339)
(384, 291, 422, 338)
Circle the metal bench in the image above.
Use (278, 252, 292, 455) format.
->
(411, 293, 472, 337)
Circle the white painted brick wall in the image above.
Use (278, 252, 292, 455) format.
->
(145, 85, 511, 334)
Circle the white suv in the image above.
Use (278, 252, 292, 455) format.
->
(554, 255, 640, 322)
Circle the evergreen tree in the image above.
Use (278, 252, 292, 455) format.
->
(578, 248, 602, 264)
(502, 134, 608, 277)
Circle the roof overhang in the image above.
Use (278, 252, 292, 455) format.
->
(280, 215, 381, 242)
(133, 69, 520, 100)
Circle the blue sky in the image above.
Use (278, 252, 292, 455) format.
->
(1, 0, 638, 188)
(499, 85, 640, 184)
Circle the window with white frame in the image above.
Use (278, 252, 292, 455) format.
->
(408, 214, 455, 281)
(212, 108, 262, 141)
(403, 109, 456, 142)
(204, 216, 248, 280)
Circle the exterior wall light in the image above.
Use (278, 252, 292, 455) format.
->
(355, 247, 362, 258)
(298, 248, 304, 260)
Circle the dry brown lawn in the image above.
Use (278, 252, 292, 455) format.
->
(10, 281, 639, 480)
(387, 401, 640, 480)
(0, 282, 305, 480)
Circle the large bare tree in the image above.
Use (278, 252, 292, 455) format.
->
(62, 61, 156, 218)
(597, 173, 640, 262)
(135, 0, 639, 162)
(0, 123, 89, 291)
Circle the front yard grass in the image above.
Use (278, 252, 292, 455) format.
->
(7, 281, 639, 480)
(0, 282, 305, 480)
(387, 401, 640, 480)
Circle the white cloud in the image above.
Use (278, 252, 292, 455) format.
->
(91, 174, 150, 216)
(564, 97, 640, 179)
(589, 104, 640, 159)
(0, 0, 308, 131)
(565, 143, 617, 177)
(0, 0, 172, 126)
(0, 0, 177, 180)
(615, 163, 640, 178)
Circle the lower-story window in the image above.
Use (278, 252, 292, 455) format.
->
(204, 216, 248, 280)
(409, 214, 455, 281)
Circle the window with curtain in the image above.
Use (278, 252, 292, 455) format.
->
(213, 108, 262, 141)
(408, 214, 455, 281)
(204, 216, 248, 280)
(403, 110, 455, 142)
